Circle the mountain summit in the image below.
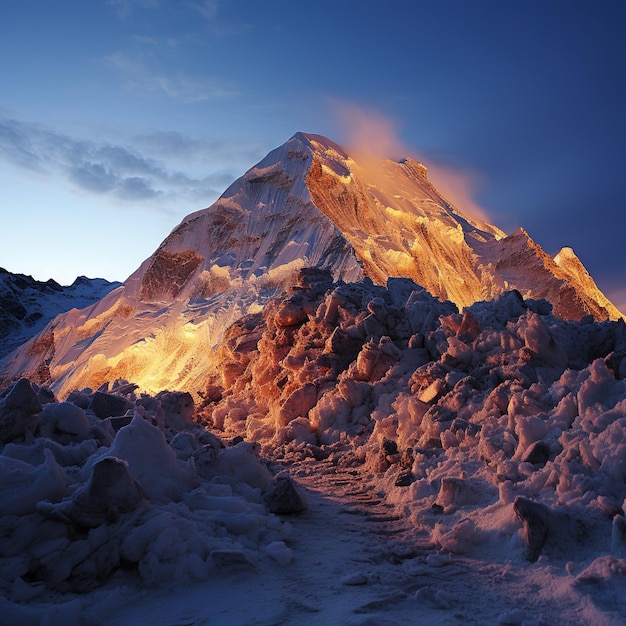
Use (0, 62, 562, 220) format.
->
(2, 132, 622, 395)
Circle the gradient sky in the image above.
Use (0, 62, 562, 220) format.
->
(1, 1, 624, 312)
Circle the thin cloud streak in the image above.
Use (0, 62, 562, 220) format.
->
(106, 0, 159, 21)
(105, 51, 237, 102)
(131, 129, 271, 167)
(0, 116, 245, 207)
(187, 0, 250, 36)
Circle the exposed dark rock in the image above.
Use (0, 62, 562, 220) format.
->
(0, 377, 42, 442)
(139, 248, 204, 301)
(451, 418, 480, 436)
(514, 497, 550, 562)
(304, 443, 330, 461)
(106, 416, 134, 432)
(263, 473, 306, 514)
(0, 269, 119, 359)
(395, 471, 415, 487)
(155, 390, 195, 428)
(38, 457, 144, 528)
(382, 438, 398, 456)
(293, 267, 334, 295)
(2, 377, 42, 413)
(88, 392, 133, 419)
(522, 440, 551, 466)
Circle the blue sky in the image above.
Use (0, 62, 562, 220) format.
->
(1, 0, 624, 312)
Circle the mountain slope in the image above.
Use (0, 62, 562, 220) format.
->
(1, 132, 622, 396)
(0, 269, 121, 359)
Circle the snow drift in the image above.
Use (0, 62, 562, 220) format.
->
(0, 378, 297, 599)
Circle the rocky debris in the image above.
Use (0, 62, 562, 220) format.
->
(194, 271, 626, 566)
(2, 260, 626, 608)
(201, 275, 452, 446)
(521, 440, 552, 466)
(38, 457, 145, 528)
(155, 390, 195, 430)
(513, 497, 590, 562)
(0, 379, 296, 592)
(394, 471, 415, 487)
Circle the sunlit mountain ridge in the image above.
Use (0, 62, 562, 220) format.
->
(1, 132, 622, 396)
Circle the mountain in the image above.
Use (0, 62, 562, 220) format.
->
(0, 269, 121, 359)
(0, 132, 622, 396)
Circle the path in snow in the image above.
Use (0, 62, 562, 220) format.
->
(98, 456, 619, 626)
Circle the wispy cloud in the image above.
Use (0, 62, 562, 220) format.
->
(189, 0, 219, 22)
(106, 0, 159, 21)
(186, 0, 249, 36)
(105, 51, 237, 102)
(0, 116, 249, 206)
(132, 129, 271, 167)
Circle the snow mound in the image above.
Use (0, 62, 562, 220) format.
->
(0, 381, 293, 598)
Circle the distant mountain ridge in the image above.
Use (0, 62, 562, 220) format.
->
(0, 269, 121, 359)
(1, 132, 622, 396)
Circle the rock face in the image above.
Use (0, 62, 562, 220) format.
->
(0, 133, 622, 396)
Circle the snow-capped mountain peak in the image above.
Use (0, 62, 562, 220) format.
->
(1, 132, 622, 396)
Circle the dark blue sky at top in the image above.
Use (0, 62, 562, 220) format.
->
(0, 0, 624, 309)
